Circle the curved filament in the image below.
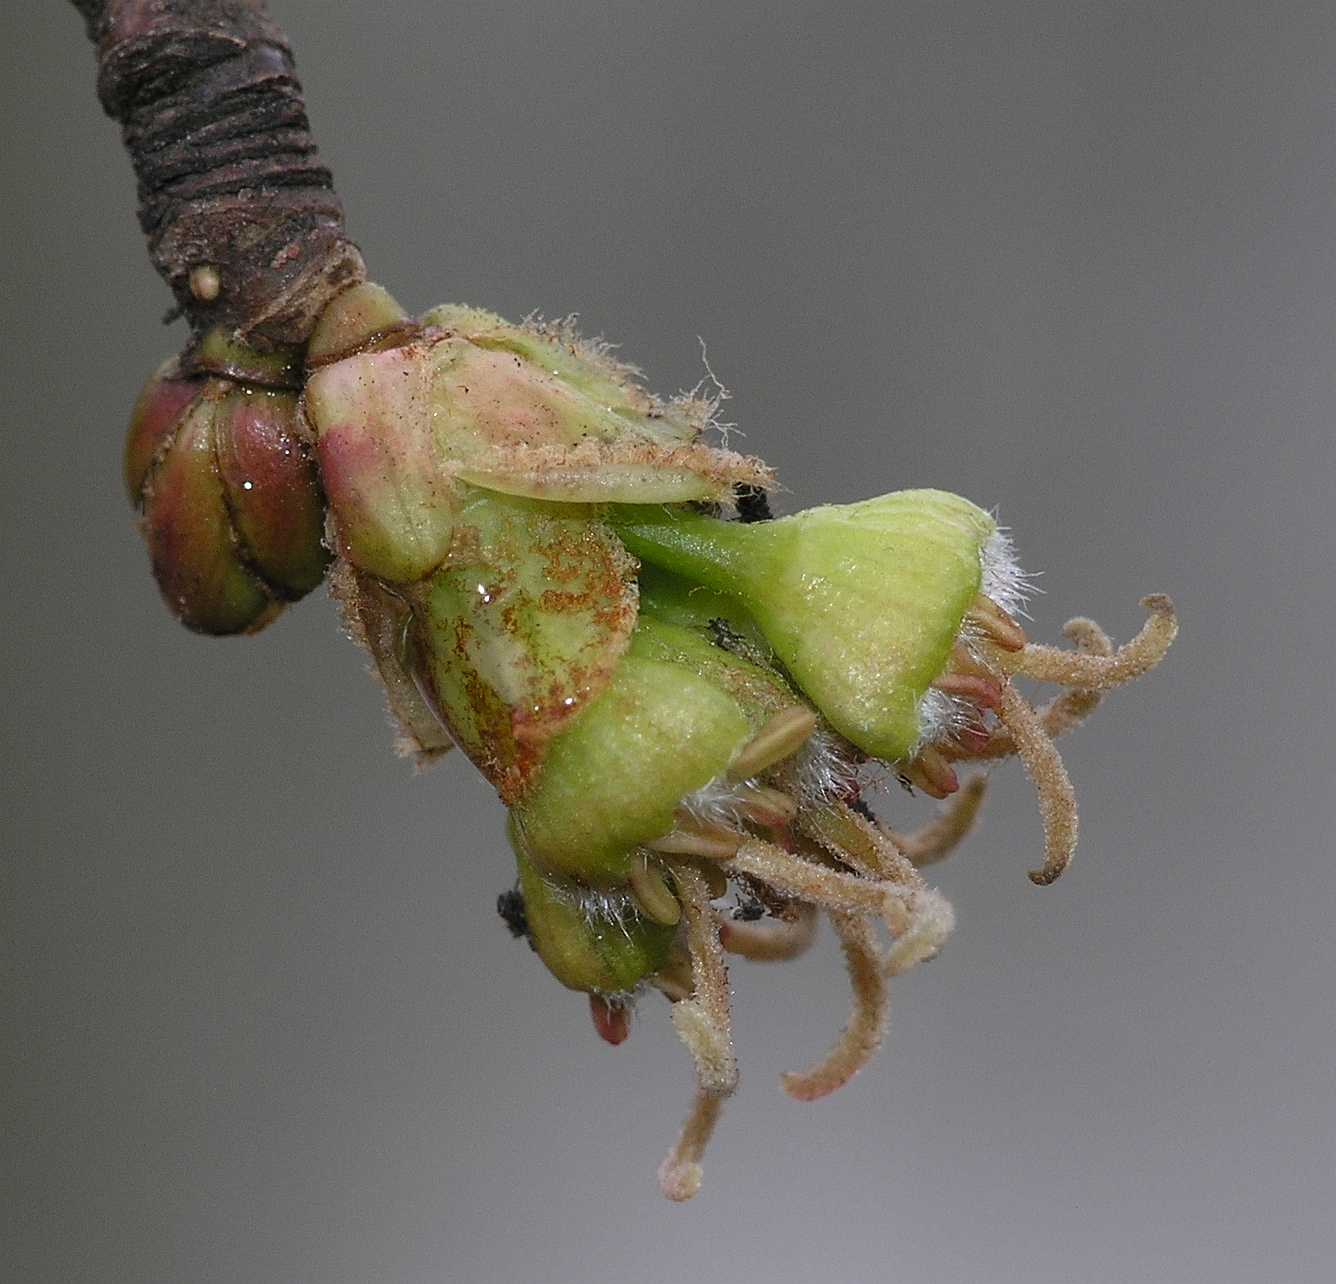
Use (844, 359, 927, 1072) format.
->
(781, 911, 888, 1101)
(994, 681, 1079, 886)
(889, 774, 989, 866)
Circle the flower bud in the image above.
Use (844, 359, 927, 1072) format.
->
(512, 636, 753, 883)
(402, 489, 639, 801)
(125, 358, 329, 635)
(610, 490, 996, 762)
(511, 830, 676, 996)
(303, 306, 770, 582)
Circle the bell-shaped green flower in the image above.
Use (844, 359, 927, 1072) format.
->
(609, 490, 995, 762)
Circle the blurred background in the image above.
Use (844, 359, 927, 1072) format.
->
(5, 2, 1334, 1280)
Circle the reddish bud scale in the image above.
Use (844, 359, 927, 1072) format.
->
(123, 365, 201, 504)
(125, 362, 329, 635)
(215, 389, 328, 600)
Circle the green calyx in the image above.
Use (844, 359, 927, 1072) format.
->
(609, 489, 995, 761)
(512, 826, 675, 995)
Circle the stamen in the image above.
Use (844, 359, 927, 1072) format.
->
(904, 746, 959, 799)
(646, 822, 744, 861)
(697, 861, 730, 899)
(997, 595, 1177, 688)
(727, 705, 819, 780)
(725, 838, 911, 935)
(628, 852, 681, 926)
(931, 671, 1002, 710)
(995, 680, 1079, 885)
(649, 951, 694, 1002)
(965, 592, 1028, 651)
(888, 774, 989, 867)
(718, 902, 819, 961)
(730, 783, 799, 826)
(658, 1091, 724, 1202)
(949, 642, 992, 678)
(781, 911, 888, 1101)
(666, 862, 738, 1097)
(589, 994, 631, 1045)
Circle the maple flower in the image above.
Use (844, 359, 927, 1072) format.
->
(128, 284, 1177, 1200)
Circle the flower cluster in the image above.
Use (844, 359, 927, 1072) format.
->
(128, 284, 1177, 1200)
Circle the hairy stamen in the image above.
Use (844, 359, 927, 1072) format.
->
(931, 671, 1002, 709)
(730, 783, 799, 827)
(904, 746, 959, 799)
(781, 911, 889, 1101)
(658, 1091, 725, 1202)
(647, 821, 744, 861)
(994, 680, 1079, 885)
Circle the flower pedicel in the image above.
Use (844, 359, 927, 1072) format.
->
(125, 283, 1177, 1200)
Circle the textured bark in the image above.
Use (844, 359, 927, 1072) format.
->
(72, 0, 364, 348)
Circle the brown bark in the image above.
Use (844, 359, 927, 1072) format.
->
(72, 0, 364, 348)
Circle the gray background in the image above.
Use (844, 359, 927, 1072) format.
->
(5, 2, 1335, 1281)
